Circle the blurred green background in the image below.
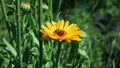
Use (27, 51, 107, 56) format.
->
(0, 0, 120, 68)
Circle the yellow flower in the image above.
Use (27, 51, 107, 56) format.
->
(40, 20, 83, 42)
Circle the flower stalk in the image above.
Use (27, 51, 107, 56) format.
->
(0, 0, 10, 40)
(56, 42, 62, 67)
(16, 0, 22, 67)
(1, 0, 8, 21)
(49, 0, 53, 21)
(38, 0, 43, 67)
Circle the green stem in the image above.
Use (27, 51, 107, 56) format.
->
(22, 14, 27, 32)
(57, 0, 62, 13)
(55, 0, 62, 19)
(16, 0, 22, 68)
(1, 0, 8, 21)
(38, 0, 43, 67)
(56, 42, 62, 68)
(49, 0, 53, 21)
(0, 0, 10, 40)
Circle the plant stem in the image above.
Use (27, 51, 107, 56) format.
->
(55, 0, 62, 20)
(49, 0, 53, 21)
(38, 0, 43, 67)
(57, 0, 62, 13)
(1, 0, 8, 21)
(16, 0, 22, 68)
(1, 0, 10, 40)
(56, 42, 62, 68)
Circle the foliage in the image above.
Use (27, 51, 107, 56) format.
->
(0, 0, 120, 68)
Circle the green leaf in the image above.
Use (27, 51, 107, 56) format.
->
(29, 30, 39, 46)
(78, 48, 89, 59)
(42, 4, 49, 10)
(80, 31, 88, 38)
(27, 64, 33, 68)
(45, 61, 53, 68)
(3, 38, 17, 57)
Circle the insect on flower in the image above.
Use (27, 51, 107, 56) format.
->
(54, 29, 59, 33)
(40, 20, 83, 42)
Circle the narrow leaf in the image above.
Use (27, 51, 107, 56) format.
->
(29, 30, 39, 46)
(78, 48, 89, 59)
(3, 38, 17, 57)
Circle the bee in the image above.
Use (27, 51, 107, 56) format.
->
(41, 28, 60, 40)
(54, 28, 59, 33)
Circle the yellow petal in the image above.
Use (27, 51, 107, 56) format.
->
(46, 22, 54, 31)
(40, 30, 48, 35)
(57, 20, 61, 28)
(69, 36, 82, 41)
(64, 21, 69, 30)
(41, 25, 52, 34)
(52, 21, 57, 29)
(59, 20, 64, 29)
(70, 30, 83, 36)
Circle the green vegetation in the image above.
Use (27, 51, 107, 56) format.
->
(0, 0, 120, 68)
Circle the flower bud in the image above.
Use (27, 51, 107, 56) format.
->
(21, 2, 31, 11)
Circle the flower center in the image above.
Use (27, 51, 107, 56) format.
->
(54, 29, 66, 37)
